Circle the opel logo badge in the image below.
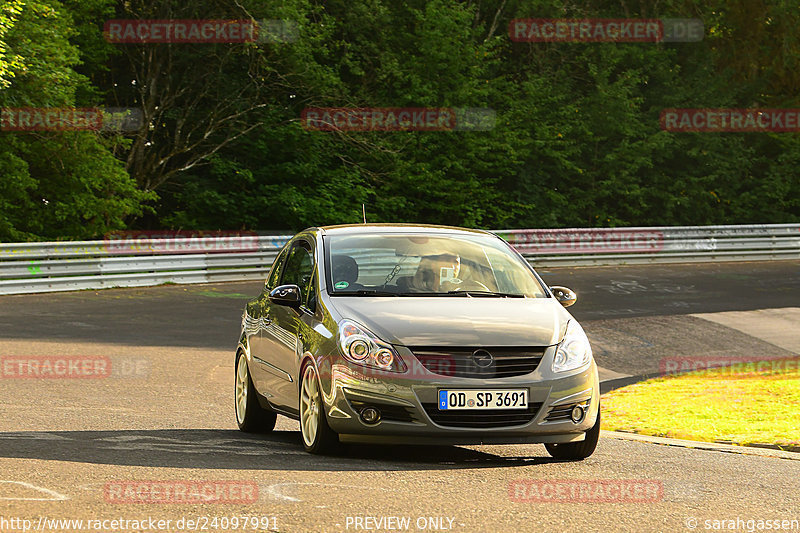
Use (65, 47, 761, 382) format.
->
(471, 349, 494, 368)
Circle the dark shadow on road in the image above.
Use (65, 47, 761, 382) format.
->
(0, 429, 562, 471)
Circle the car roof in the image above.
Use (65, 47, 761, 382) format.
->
(313, 223, 493, 237)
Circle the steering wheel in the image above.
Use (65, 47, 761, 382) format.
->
(450, 280, 492, 292)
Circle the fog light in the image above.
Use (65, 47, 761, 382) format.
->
(360, 407, 380, 424)
(570, 405, 585, 423)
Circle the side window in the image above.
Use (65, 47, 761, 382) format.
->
(281, 241, 316, 311)
(266, 248, 289, 290)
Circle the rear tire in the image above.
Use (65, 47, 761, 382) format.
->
(545, 408, 600, 460)
(299, 362, 339, 454)
(235, 351, 277, 433)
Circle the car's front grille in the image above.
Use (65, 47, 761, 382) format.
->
(421, 402, 543, 428)
(408, 346, 546, 379)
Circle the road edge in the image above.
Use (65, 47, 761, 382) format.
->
(601, 430, 800, 461)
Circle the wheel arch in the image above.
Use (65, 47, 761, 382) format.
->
(298, 350, 336, 405)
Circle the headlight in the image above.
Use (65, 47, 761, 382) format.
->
(552, 320, 592, 373)
(338, 319, 407, 373)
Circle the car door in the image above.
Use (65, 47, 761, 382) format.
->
(261, 238, 317, 410)
(247, 246, 289, 394)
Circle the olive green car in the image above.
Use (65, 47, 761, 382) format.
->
(235, 224, 600, 458)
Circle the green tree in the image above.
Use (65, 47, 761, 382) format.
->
(0, 0, 151, 241)
(0, 0, 25, 89)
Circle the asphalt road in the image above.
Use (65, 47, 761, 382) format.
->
(538, 260, 800, 320)
(1, 259, 796, 376)
(0, 260, 798, 532)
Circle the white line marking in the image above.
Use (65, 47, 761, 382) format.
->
(261, 482, 394, 503)
(263, 482, 302, 502)
(0, 481, 69, 501)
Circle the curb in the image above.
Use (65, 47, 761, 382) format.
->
(600, 373, 658, 394)
(601, 430, 800, 461)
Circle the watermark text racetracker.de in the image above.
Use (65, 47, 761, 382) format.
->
(104, 19, 298, 43)
(495, 228, 664, 254)
(103, 230, 264, 254)
(103, 480, 258, 504)
(509, 479, 663, 503)
(0, 107, 142, 132)
(509, 18, 703, 42)
(301, 107, 496, 132)
(0, 356, 149, 379)
(660, 356, 799, 377)
(0, 515, 278, 532)
(661, 108, 800, 132)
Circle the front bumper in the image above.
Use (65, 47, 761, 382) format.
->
(320, 345, 600, 445)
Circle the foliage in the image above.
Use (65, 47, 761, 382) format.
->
(0, 0, 150, 241)
(1, 0, 799, 239)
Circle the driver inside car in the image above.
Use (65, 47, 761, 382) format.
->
(410, 253, 461, 292)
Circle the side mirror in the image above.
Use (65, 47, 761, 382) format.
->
(269, 284, 301, 308)
(550, 285, 577, 307)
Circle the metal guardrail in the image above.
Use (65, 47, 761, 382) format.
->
(498, 223, 800, 266)
(0, 235, 290, 295)
(0, 224, 798, 295)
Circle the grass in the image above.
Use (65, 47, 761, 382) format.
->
(193, 289, 251, 299)
(601, 357, 800, 449)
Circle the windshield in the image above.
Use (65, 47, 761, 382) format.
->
(324, 232, 547, 297)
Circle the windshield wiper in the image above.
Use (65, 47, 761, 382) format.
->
(333, 289, 400, 296)
(334, 289, 524, 298)
(445, 290, 525, 298)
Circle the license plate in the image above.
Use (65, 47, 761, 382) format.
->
(438, 389, 528, 410)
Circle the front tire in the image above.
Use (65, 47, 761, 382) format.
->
(545, 408, 600, 460)
(299, 362, 339, 454)
(235, 351, 277, 433)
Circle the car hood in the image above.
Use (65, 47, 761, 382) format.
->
(328, 297, 569, 347)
